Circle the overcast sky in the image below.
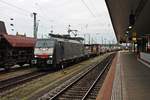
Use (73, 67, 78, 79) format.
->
(0, 0, 116, 44)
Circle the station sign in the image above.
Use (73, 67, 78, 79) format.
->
(132, 32, 137, 37)
(132, 37, 136, 41)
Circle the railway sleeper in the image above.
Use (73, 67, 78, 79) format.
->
(67, 88, 89, 92)
(62, 93, 86, 97)
(58, 95, 84, 99)
(63, 91, 86, 96)
(92, 87, 101, 91)
(86, 98, 95, 100)
(90, 88, 100, 93)
(58, 97, 81, 100)
(89, 92, 98, 97)
(87, 93, 98, 99)
(87, 96, 97, 100)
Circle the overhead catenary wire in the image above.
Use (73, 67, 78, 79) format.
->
(86, 0, 102, 16)
(34, 2, 54, 24)
(0, 0, 54, 34)
(0, 0, 51, 23)
(0, 0, 114, 42)
(80, 0, 96, 17)
(0, 0, 33, 22)
(0, 0, 31, 13)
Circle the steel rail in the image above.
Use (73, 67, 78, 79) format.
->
(81, 55, 113, 100)
(49, 54, 115, 100)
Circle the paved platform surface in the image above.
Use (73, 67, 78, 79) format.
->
(111, 51, 150, 100)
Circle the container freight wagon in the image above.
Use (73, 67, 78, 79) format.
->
(31, 34, 86, 70)
(84, 44, 102, 56)
(0, 21, 36, 70)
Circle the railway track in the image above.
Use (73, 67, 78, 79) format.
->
(40, 53, 115, 100)
(0, 65, 31, 74)
(0, 71, 48, 94)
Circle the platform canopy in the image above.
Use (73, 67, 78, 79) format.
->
(105, 0, 150, 42)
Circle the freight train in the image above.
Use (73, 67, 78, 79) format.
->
(0, 20, 120, 70)
(31, 33, 122, 70)
(84, 44, 103, 56)
(0, 21, 36, 70)
(31, 34, 89, 70)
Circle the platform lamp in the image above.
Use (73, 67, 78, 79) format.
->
(129, 26, 132, 29)
(129, 10, 135, 30)
(126, 10, 135, 40)
(125, 10, 135, 43)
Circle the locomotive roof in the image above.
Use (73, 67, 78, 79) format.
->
(49, 33, 84, 41)
(84, 44, 102, 46)
(2, 34, 36, 48)
(52, 37, 82, 44)
(48, 34, 83, 44)
(37, 38, 81, 44)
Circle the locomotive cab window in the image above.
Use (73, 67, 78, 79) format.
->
(34, 39, 55, 56)
(35, 39, 54, 48)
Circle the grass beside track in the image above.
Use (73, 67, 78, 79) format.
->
(0, 68, 37, 81)
(1, 53, 111, 100)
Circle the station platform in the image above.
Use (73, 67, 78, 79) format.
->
(96, 51, 150, 100)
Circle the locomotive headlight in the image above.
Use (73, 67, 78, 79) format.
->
(34, 55, 37, 58)
(49, 55, 53, 58)
(42, 48, 47, 51)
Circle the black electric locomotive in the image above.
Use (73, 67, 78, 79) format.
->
(31, 34, 88, 69)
